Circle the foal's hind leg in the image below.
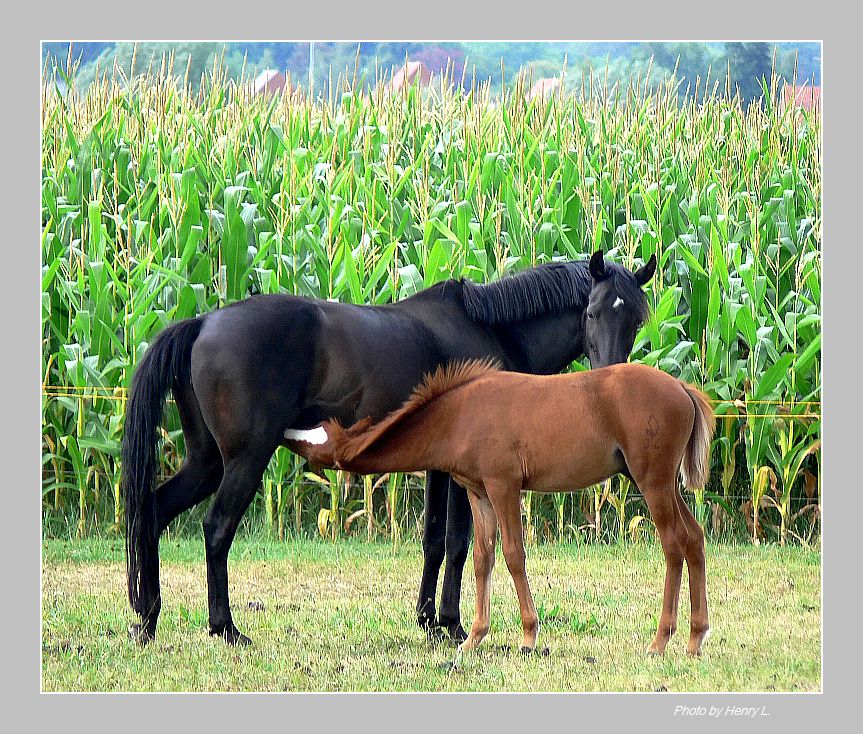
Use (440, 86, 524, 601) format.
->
(639, 479, 689, 655)
(673, 489, 710, 656)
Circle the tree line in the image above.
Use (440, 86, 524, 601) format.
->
(43, 41, 820, 102)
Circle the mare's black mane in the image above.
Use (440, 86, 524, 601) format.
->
(457, 260, 649, 325)
(460, 262, 591, 324)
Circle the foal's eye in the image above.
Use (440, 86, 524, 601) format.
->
(587, 311, 597, 320)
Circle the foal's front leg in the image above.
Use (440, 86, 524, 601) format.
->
(486, 481, 539, 652)
(460, 490, 498, 652)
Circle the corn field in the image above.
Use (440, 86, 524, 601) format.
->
(41, 57, 821, 546)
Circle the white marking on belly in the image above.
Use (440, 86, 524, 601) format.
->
(284, 426, 328, 445)
(613, 296, 624, 309)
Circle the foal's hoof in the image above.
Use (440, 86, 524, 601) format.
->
(438, 659, 460, 673)
(687, 628, 711, 657)
(128, 623, 154, 646)
(210, 626, 252, 646)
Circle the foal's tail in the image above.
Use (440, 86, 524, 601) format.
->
(122, 317, 202, 624)
(680, 383, 716, 490)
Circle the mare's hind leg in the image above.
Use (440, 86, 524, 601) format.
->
(437, 477, 472, 642)
(130, 382, 223, 645)
(129, 460, 223, 644)
(639, 479, 689, 655)
(154, 379, 224, 534)
(673, 489, 710, 655)
(460, 490, 497, 652)
(417, 470, 448, 637)
(203, 446, 276, 645)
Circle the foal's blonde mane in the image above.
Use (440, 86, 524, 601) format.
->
(328, 358, 500, 463)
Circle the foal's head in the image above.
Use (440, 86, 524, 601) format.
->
(585, 250, 656, 368)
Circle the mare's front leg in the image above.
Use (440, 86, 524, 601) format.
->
(437, 476, 472, 642)
(459, 490, 497, 652)
(417, 470, 448, 637)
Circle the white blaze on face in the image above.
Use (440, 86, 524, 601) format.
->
(613, 296, 624, 310)
(284, 426, 328, 445)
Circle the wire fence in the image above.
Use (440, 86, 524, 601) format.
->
(42, 385, 821, 414)
(41, 384, 822, 543)
(37, 467, 820, 507)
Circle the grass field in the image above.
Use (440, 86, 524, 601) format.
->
(42, 537, 820, 692)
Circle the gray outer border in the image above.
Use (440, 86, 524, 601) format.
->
(17, 0, 856, 730)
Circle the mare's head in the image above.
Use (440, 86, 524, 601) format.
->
(584, 250, 656, 368)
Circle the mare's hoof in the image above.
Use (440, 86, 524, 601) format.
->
(447, 623, 468, 644)
(128, 623, 154, 646)
(426, 625, 449, 643)
(520, 645, 550, 656)
(425, 621, 467, 645)
(234, 633, 253, 646)
(448, 624, 467, 644)
(210, 626, 253, 646)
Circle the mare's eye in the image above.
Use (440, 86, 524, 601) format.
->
(587, 311, 597, 320)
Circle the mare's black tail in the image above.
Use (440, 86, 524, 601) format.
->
(122, 318, 202, 624)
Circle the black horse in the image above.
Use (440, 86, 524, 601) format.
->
(123, 250, 656, 645)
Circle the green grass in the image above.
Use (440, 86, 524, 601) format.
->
(42, 537, 820, 692)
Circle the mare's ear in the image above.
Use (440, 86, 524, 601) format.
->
(633, 254, 656, 286)
(589, 250, 606, 280)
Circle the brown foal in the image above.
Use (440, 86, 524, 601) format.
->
(288, 360, 715, 656)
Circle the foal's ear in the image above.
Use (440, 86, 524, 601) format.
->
(633, 254, 657, 286)
(589, 250, 606, 280)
